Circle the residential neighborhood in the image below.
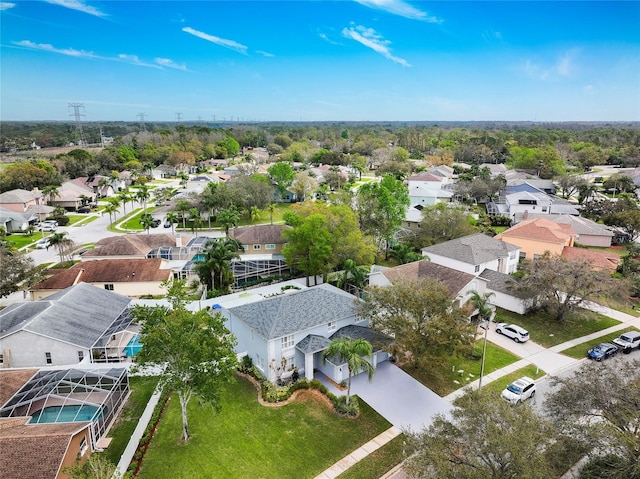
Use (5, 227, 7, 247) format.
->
(1, 121, 640, 479)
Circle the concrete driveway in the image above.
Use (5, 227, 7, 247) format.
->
(349, 361, 451, 432)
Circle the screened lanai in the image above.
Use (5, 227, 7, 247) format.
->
(0, 368, 129, 448)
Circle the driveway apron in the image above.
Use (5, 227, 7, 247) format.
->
(349, 361, 451, 432)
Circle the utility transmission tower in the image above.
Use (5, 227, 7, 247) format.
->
(68, 103, 87, 146)
(137, 112, 147, 131)
(175, 112, 183, 122)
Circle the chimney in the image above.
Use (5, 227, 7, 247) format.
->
(176, 234, 182, 247)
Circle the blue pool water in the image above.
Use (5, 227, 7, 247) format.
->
(192, 253, 205, 262)
(30, 405, 100, 424)
(124, 334, 142, 357)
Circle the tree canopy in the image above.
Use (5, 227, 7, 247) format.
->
(132, 281, 237, 441)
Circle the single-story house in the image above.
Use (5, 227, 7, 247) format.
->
(0, 283, 136, 368)
(50, 181, 95, 210)
(496, 217, 576, 260)
(81, 234, 186, 261)
(0, 207, 38, 233)
(513, 213, 614, 248)
(222, 283, 389, 383)
(561, 247, 620, 273)
(422, 233, 520, 276)
(29, 259, 173, 300)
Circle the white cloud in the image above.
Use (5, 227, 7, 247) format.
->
(0, 2, 16, 10)
(354, 0, 442, 23)
(522, 49, 580, 80)
(182, 27, 248, 55)
(14, 40, 98, 58)
(342, 24, 410, 67)
(117, 54, 161, 69)
(155, 57, 187, 70)
(319, 32, 343, 46)
(256, 50, 274, 58)
(43, 0, 107, 18)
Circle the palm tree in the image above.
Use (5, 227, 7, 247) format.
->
(103, 203, 119, 225)
(193, 238, 242, 292)
(268, 203, 276, 225)
(322, 337, 374, 405)
(136, 185, 151, 212)
(42, 185, 60, 205)
(188, 208, 202, 236)
(217, 204, 240, 236)
(49, 232, 74, 265)
(140, 213, 155, 235)
(118, 190, 131, 215)
(165, 211, 179, 235)
(388, 243, 422, 265)
(175, 199, 192, 230)
(337, 259, 369, 292)
(250, 206, 262, 224)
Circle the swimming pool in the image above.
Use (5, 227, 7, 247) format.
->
(124, 334, 142, 357)
(29, 404, 100, 424)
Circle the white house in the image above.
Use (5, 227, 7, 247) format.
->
(0, 283, 136, 368)
(422, 233, 520, 276)
(222, 283, 390, 383)
(407, 172, 453, 206)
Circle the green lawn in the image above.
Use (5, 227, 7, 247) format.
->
(113, 207, 157, 231)
(103, 376, 160, 464)
(336, 434, 405, 479)
(137, 378, 391, 479)
(401, 341, 521, 396)
(560, 327, 640, 359)
(5, 233, 40, 249)
(494, 308, 620, 347)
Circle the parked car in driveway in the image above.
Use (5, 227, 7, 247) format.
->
(495, 323, 530, 343)
(612, 330, 640, 354)
(35, 238, 50, 249)
(501, 376, 536, 404)
(587, 342, 619, 361)
(77, 205, 91, 213)
(41, 220, 58, 232)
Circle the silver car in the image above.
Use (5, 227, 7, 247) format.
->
(495, 323, 530, 343)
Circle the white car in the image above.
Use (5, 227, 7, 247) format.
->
(495, 323, 530, 343)
(41, 220, 58, 232)
(501, 377, 536, 404)
(35, 238, 50, 249)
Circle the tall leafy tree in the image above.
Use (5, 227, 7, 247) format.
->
(514, 253, 622, 322)
(268, 161, 295, 200)
(322, 338, 374, 405)
(282, 214, 333, 286)
(404, 392, 556, 479)
(360, 278, 475, 368)
(408, 203, 477, 249)
(132, 280, 237, 441)
(357, 174, 409, 257)
(0, 242, 44, 297)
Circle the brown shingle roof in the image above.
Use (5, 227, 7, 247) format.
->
(0, 418, 90, 479)
(0, 370, 38, 407)
(561, 247, 620, 272)
(82, 234, 179, 257)
(381, 260, 476, 298)
(230, 225, 291, 245)
(496, 218, 575, 244)
(31, 259, 172, 290)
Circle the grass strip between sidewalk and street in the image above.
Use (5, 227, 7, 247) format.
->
(335, 434, 406, 479)
(560, 327, 640, 359)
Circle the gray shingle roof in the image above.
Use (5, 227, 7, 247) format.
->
(296, 335, 331, 354)
(228, 283, 359, 340)
(0, 189, 41, 203)
(0, 283, 131, 348)
(330, 325, 392, 350)
(422, 233, 518, 265)
(479, 269, 526, 297)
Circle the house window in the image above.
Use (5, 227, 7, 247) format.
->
(542, 207, 548, 212)
(104, 284, 114, 291)
(265, 244, 276, 250)
(79, 437, 88, 456)
(328, 321, 336, 332)
(253, 244, 261, 250)
(284, 355, 295, 370)
(45, 352, 52, 364)
(255, 354, 265, 370)
(533, 254, 541, 260)
(474, 265, 480, 273)
(242, 245, 249, 251)
(0, 354, 3, 364)
(281, 335, 294, 350)
(78, 351, 84, 362)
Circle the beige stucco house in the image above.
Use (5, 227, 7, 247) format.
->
(496, 217, 576, 260)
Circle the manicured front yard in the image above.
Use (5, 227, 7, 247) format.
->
(560, 327, 640, 359)
(137, 378, 391, 479)
(495, 308, 620, 347)
(5, 233, 40, 249)
(401, 341, 521, 396)
(103, 376, 160, 464)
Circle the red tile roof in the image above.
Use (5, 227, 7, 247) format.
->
(496, 217, 575, 244)
(561, 247, 620, 272)
(31, 259, 172, 290)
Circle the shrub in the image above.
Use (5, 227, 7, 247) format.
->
(332, 395, 360, 417)
(239, 355, 253, 373)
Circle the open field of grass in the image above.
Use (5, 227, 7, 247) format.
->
(401, 341, 521, 396)
(137, 377, 391, 479)
(495, 308, 620, 347)
(103, 376, 159, 465)
(560, 327, 640, 359)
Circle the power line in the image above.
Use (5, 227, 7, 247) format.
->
(68, 103, 87, 146)
(137, 112, 147, 131)
(175, 112, 183, 122)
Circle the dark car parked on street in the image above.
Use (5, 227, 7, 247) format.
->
(587, 343, 619, 361)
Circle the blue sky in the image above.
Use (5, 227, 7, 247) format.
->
(1, 0, 639, 122)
